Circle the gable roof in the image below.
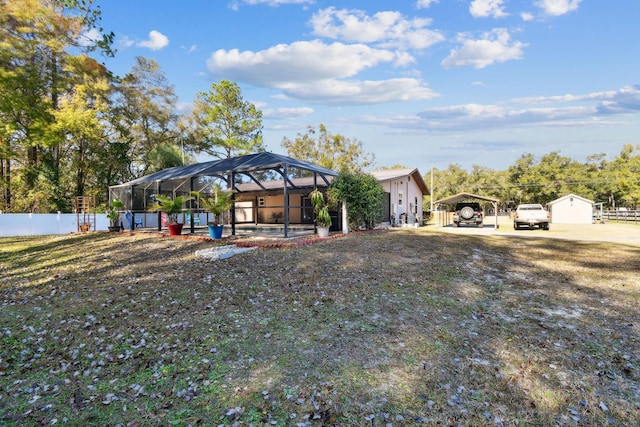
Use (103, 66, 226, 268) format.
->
(370, 168, 430, 195)
(548, 193, 594, 205)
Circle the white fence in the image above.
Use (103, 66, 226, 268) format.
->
(0, 213, 110, 237)
(0, 212, 213, 237)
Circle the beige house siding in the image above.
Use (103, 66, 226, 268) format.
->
(235, 193, 308, 224)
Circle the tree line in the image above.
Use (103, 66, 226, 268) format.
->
(427, 146, 640, 210)
(0, 1, 265, 213)
(2, 1, 638, 214)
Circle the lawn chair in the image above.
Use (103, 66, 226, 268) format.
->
(185, 212, 201, 226)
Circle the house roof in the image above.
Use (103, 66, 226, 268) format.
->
(370, 168, 430, 195)
(235, 168, 431, 195)
(434, 192, 500, 205)
(548, 193, 595, 205)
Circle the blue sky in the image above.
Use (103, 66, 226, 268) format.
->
(95, 0, 640, 174)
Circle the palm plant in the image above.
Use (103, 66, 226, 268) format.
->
(147, 194, 191, 224)
(191, 184, 233, 226)
(309, 188, 332, 227)
(106, 198, 125, 228)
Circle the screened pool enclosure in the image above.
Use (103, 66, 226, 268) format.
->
(108, 152, 338, 237)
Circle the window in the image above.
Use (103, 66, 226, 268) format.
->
(258, 197, 265, 206)
(398, 191, 403, 206)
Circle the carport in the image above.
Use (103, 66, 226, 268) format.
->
(434, 192, 500, 229)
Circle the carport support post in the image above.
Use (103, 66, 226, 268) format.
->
(283, 165, 289, 239)
(189, 178, 195, 233)
(493, 201, 499, 229)
(156, 182, 162, 232)
(130, 185, 136, 231)
(342, 201, 348, 234)
(230, 172, 236, 236)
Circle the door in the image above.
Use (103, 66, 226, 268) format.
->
(301, 197, 314, 224)
(382, 192, 391, 223)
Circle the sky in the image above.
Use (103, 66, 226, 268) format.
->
(94, 0, 640, 174)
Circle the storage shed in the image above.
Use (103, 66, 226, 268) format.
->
(547, 194, 594, 224)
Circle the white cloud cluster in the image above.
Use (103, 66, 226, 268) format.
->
(310, 7, 444, 50)
(205, 1, 586, 112)
(228, 0, 313, 10)
(441, 28, 526, 69)
(416, 0, 439, 9)
(413, 86, 640, 132)
(137, 30, 169, 51)
(535, 0, 583, 16)
(262, 107, 314, 119)
(470, 0, 508, 18)
(208, 40, 395, 85)
(206, 35, 439, 104)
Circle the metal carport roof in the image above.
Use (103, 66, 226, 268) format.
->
(434, 192, 499, 205)
(434, 192, 501, 229)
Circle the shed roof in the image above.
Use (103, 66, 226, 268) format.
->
(434, 192, 500, 205)
(548, 193, 594, 205)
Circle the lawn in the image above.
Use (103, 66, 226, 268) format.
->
(1, 229, 639, 426)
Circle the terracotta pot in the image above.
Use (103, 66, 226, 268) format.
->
(167, 223, 184, 236)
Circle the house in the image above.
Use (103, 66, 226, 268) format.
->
(369, 168, 429, 227)
(233, 168, 430, 228)
(547, 194, 594, 224)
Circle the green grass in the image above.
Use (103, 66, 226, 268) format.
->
(0, 229, 639, 426)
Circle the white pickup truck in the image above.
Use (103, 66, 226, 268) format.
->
(513, 204, 550, 230)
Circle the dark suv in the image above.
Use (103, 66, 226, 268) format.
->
(453, 202, 483, 227)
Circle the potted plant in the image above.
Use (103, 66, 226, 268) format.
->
(148, 194, 191, 236)
(106, 198, 125, 232)
(192, 184, 233, 239)
(309, 188, 331, 237)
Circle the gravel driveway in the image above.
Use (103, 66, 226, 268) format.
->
(430, 216, 640, 246)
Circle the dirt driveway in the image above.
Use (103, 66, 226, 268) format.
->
(429, 216, 640, 246)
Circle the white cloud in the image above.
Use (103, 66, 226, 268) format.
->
(262, 107, 314, 119)
(469, 0, 508, 18)
(206, 40, 438, 104)
(520, 12, 535, 21)
(119, 35, 135, 48)
(229, 0, 313, 9)
(534, 0, 582, 16)
(310, 8, 444, 50)
(441, 28, 526, 69)
(416, 0, 438, 9)
(137, 30, 169, 51)
(76, 28, 101, 47)
(278, 78, 439, 105)
(513, 85, 640, 115)
(182, 45, 198, 54)
(207, 40, 395, 85)
(412, 86, 640, 132)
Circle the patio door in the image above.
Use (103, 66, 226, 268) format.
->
(302, 197, 314, 224)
